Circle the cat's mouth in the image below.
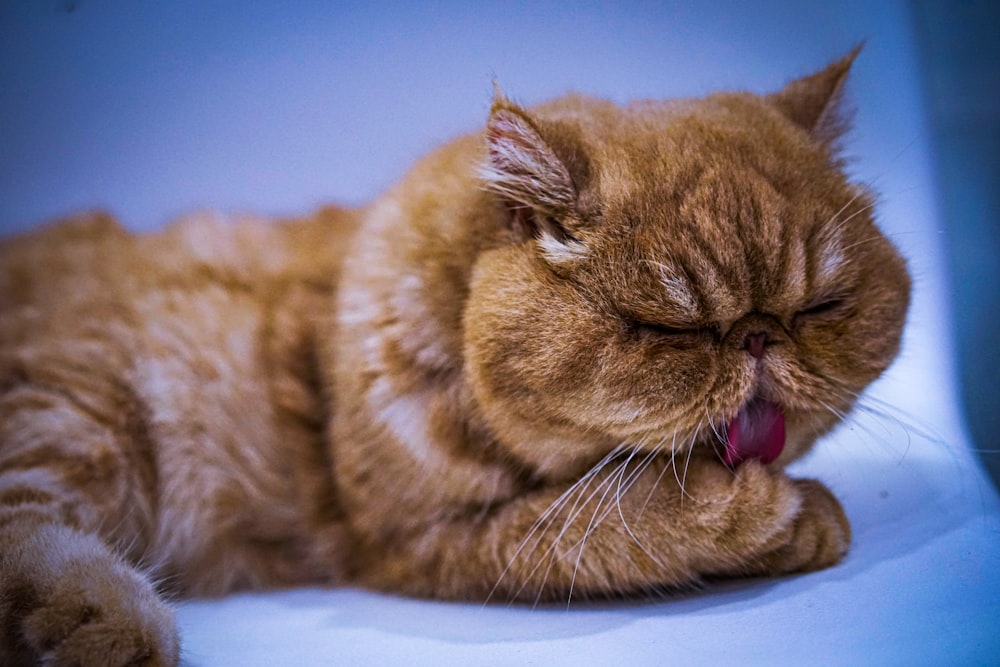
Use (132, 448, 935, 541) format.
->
(722, 397, 786, 467)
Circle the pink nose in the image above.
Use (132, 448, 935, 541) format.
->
(745, 332, 767, 358)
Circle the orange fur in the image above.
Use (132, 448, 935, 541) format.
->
(0, 50, 909, 665)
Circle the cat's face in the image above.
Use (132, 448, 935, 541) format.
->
(465, 54, 911, 478)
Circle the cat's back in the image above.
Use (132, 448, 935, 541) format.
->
(0, 206, 356, 337)
(0, 207, 358, 592)
(0, 212, 129, 318)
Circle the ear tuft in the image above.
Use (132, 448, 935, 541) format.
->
(767, 44, 862, 146)
(479, 100, 577, 217)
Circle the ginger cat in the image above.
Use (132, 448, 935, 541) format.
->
(0, 49, 910, 666)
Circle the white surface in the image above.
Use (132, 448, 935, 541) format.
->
(3, 2, 998, 665)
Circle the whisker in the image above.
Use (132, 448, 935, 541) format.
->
(566, 452, 637, 606)
(614, 450, 668, 568)
(706, 407, 730, 467)
(837, 234, 891, 254)
(668, 429, 700, 502)
(827, 196, 877, 238)
(639, 432, 679, 520)
(522, 449, 639, 605)
(679, 423, 700, 499)
(822, 185, 871, 231)
(486, 445, 625, 605)
(564, 444, 668, 604)
(706, 409, 726, 448)
(522, 477, 605, 607)
(816, 392, 911, 461)
(853, 393, 953, 449)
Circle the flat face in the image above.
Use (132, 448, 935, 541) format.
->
(468, 92, 910, 474)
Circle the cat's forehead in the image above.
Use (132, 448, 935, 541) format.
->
(583, 147, 862, 322)
(534, 95, 871, 319)
(598, 100, 806, 186)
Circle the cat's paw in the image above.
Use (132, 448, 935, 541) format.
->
(751, 477, 851, 575)
(677, 461, 849, 578)
(681, 459, 804, 551)
(22, 567, 178, 667)
(2, 528, 180, 667)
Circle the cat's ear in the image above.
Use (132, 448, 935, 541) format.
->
(480, 85, 580, 244)
(767, 45, 861, 146)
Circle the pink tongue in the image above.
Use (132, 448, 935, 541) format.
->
(723, 399, 785, 467)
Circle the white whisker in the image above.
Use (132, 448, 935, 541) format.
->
(486, 445, 625, 605)
(566, 453, 636, 606)
(639, 432, 679, 519)
(612, 448, 666, 568)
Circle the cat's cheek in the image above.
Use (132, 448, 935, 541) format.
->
(797, 310, 903, 386)
(823, 244, 910, 378)
(463, 249, 621, 471)
(572, 345, 720, 437)
(464, 251, 603, 394)
(639, 347, 719, 406)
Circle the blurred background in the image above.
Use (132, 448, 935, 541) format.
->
(0, 0, 997, 487)
(911, 1, 1000, 485)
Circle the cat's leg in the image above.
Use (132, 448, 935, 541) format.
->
(359, 456, 849, 602)
(0, 383, 179, 667)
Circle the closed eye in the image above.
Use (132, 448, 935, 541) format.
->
(629, 319, 715, 348)
(794, 296, 852, 326)
(799, 298, 844, 316)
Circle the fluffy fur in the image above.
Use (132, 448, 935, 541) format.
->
(0, 50, 910, 666)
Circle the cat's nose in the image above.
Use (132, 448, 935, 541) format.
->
(744, 331, 768, 358)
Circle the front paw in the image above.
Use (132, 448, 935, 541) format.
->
(3, 529, 179, 667)
(677, 461, 850, 578)
(751, 478, 851, 575)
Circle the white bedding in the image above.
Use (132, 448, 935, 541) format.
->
(2, 2, 997, 665)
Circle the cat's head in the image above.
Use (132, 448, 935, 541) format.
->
(464, 50, 911, 478)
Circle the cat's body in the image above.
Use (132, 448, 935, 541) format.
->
(0, 51, 910, 666)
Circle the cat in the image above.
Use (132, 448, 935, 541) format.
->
(0, 48, 910, 666)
